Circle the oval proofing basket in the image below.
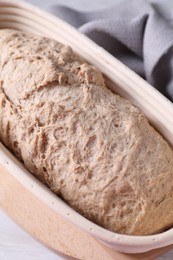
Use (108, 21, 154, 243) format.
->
(0, 1, 173, 259)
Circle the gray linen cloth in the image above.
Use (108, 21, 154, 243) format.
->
(50, 0, 173, 101)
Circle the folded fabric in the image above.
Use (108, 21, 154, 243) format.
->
(50, 0, 173, 101)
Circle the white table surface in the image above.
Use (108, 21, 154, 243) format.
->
(1, 0, 173, 259)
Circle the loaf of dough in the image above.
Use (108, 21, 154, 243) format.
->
(0, 29, 173, 235)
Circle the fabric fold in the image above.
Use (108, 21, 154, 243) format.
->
(50, 0, 173, 101)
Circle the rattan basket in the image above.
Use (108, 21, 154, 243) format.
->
(0, 1, 173, 259)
